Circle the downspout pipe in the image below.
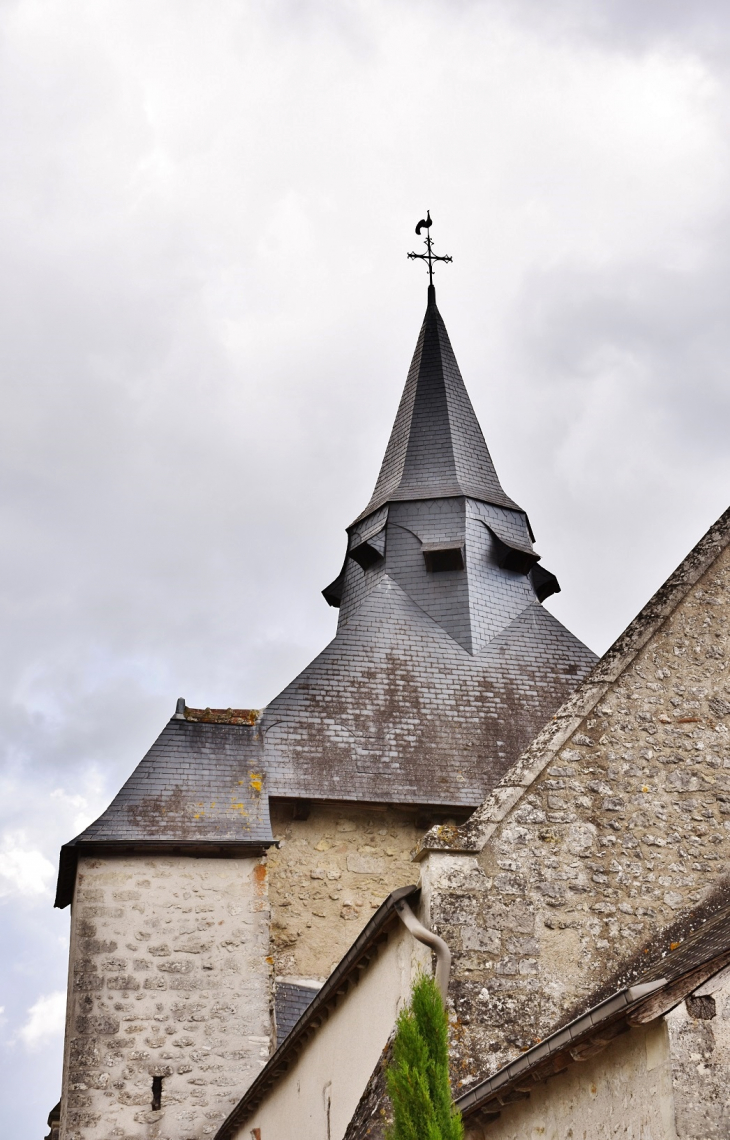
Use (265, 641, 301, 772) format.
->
(394, 897, 451, 1001)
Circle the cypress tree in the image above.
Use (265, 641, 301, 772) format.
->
(385, 973, 463, 1140)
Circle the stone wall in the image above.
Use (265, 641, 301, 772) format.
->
(60, 854, 271, 1140)
(267, 803, 423, 983)
(421, 532, 730, 1091)
(665, 970, 730, 1137)
(463, 1019, 676, 1140)
(462, 974, 730, 1139)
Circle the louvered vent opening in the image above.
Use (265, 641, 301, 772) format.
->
(423, 543, 465, 573)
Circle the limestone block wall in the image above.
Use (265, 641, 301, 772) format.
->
(421, 537, 730, 1089)
(60, 854, 272, 1140)
(267, 804, 424, 983)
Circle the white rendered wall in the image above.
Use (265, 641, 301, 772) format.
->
(235, 922, 427, 1140)
(60, 854, 272, 1140)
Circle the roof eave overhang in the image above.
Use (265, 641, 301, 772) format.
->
(54, 838, 274, 909)
(457, 943, 730, 1123)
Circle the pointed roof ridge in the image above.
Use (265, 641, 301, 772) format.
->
(353, 287, 520, 525)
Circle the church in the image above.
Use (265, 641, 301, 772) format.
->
(51, 222, 730, 1140)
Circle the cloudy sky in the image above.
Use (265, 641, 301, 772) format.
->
(2, 0, 730, 1132)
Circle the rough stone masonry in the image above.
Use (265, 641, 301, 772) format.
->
(60, 856, 271, 1140)
(418, 508, 730, 1108)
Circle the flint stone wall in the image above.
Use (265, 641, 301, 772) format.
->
(422, 538, 730, 1091)
(60, 855, 271, 1140)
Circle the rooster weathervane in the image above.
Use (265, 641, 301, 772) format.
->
(407, 211, 453, 286)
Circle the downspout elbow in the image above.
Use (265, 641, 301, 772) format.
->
(394, 898, 451, 1002)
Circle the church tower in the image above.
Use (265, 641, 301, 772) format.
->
(54, 225, 597, 1140)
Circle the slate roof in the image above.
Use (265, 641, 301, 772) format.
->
(55, 720, 273, 906)
(353, 285, 520, 524)
(274, 982, 320, 1044)
(56, 286, 598, 905)
(259, 574, 595, 806)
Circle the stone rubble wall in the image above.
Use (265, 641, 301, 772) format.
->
(267, 803, 424, 983)
(422, 539, 730, 1091)
(60, 855, 271, 1140)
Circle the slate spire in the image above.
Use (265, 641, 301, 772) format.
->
(354, 285, 520, 524)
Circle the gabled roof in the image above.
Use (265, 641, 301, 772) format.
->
(354, 286, 520, 525)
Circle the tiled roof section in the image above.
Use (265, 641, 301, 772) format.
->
(260, 574, 596, 807)
(354, 289, 520, 524)
(56, 548, 595, 908)
(68, 720, 273, 845)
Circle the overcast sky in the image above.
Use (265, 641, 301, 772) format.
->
(3, 1, 730, 1133)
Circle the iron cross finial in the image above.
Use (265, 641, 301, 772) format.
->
(407, 211, 453, 287)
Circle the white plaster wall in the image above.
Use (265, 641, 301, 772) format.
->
(464, 1021, 677, 1140)
(236, 922, 428, 1140)
(60, 854, 272, 1140)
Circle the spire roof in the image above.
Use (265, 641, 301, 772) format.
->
(354, 285, 520, 524)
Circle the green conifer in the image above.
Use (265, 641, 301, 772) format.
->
(385, 973, 463, 1140)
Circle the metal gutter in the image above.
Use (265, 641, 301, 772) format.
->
(214, 884, 420, 1140)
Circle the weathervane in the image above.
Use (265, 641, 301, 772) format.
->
(407, 211, 453, 287)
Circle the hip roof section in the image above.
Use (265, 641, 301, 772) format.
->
(65, 719, 273, 847)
